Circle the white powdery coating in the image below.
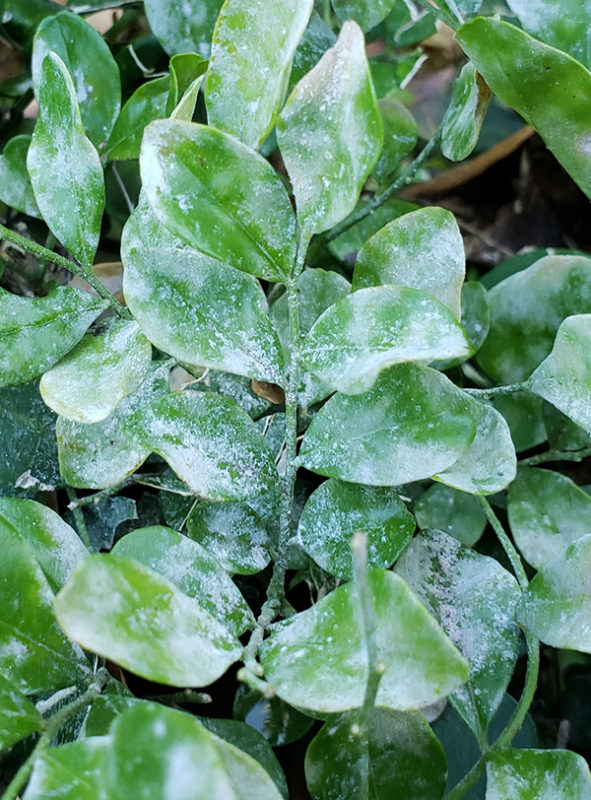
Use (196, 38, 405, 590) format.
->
(487, 748, 591, 800)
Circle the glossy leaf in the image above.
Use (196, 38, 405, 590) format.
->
(441, 62, 491, 161)
(298, 363, 476, 487)
(106, 76, 169, 161)
(297, 479, 415, 580)
(206, 0, 313, 149)
(111, 704, 284, 799)
(0, 527, 89, 694)
(305, 707, 446, 800)
(460, 280, 490, 354)
(111, 526, 254, 637)
(506, 0, 591, 69)
(22, 738, 111, 800)
(55, 554, 241, 686)
(277, 21, 382, 234)
(27, 53, 105, 266)
(457, 17, 591, 200)
(372, 94, 418, 185)
(40, 319, 151, 424)
(0, 287, 106, 387)
(494, 392, 547, 453)
(0, 674, 43, 751)
(397, 530, 521, 734)
(144, 0, 224, 57)
(519, 534, 591, 652)
(486, 748, 591, 800)
(353, 207, 465, 319)
(289, 11, 336, 90)
(529, 315, 591, 433)
(301, 285, 471, 394)
(415, 483, 487, 546)
(508, 467, 591, 570)
(0, 497, 86, 593)
(331, 0, 397, 30)
(32, 11, 121, 150)
(57, 362, 169, 489)
(261, 570, 469, 714)
(477, 255, 591, 383)
(233, 686, 314, 746)
(123, 391, 277, 501)
(0, 135, 40, 217)
(187, 501, 271, 575)
(435, 399, 516, 495)
(122, 200, 284, 384)
(141, 120, 297, 280)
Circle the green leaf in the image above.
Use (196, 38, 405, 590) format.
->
(233, 686, 314, 746)
(486, 748, 591, 800)
(456, 17, 591, 200)
(0, 380, 62, 493)
(529, 315, 591, 433)
(353, 207, 465, 319)
(0, 526, 89, 694)
(260, 569, 468, 714)
(55, 554, 241, 686)
(297, 479, 415, 580)
(111, 526, 254, 638)
(477, 255, 591, 383)
(518, 534, 591, 652)
(506, 0, 591, 69)
(332, 0, 398, 31)
(414, 483, 487, 546)
(205, 0, 313, 149)
(441, 62, 491, 161)
(0, 497, 86, 592)
(493, 392, 547, 453)
(27, 53, 105, 266)
(328, 196, 418, 261)
(32, 11, 121, 150)
(57, 362, 169, 490)
(0, 287, 106, 387)
(372, 93, 418, 185)
(435, 399, 516, 495)
(106, 76, 169, 161)
(543, 403, 591, 452)
(277, 20, 382, 235)
(0, 135, 40, 217)
(301, 285, 471, 394)
(144, 0, 224, 57)
(396, 530, 521, 735)
(508, 467, 591, 570)
(123, 391, 278, 501)
(460, 280, 490, 354)
(298, 363, 476, 487)
(110, 704, 284, 799)
(22, 737, 111, 800)
(289, 11, 336, 91)
(40, 319, 152, 424)
(141, 120, 297, 281)
(122, 200, 284, 384)
(0, 673, 43, 752)
(187, 501, 271, 575)
(305, 707, 446, 800)
(168, 52, 208, 112)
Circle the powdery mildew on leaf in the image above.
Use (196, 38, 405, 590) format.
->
(0, 674, 42, 752)
(112, 526, 254, 638)
(27, 53, 105, 266)
(353, 207, 466, 320)
(123, 391, 278, 501)
(301, 285, 471, 394)
(0, 135, 40, 217)
(122, 200, 284, 384)
(331, 0, 398, 30)
(40, 319, 152, 424)
(23, 737, 111, 800)
(206, 0, 314, 148)
(396, 530, 521, 734)
(298, 363, 476, 486)
(260, 569, 468, 713)
(0, 287, 106, 387)
(140, 120, 297, 280)
(486, 748, 591, 800)
(277, 20, 383, 234)
(55, 555, 241, 687)
(144, 0, 223, 57)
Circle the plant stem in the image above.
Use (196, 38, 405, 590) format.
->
(415, 0, 461, 28)
(520, 444, 591, 466)
(1, 670, 109, 800)
(242, 232, 310, 675)
(464, 383, 528, 400)
(66, 487, 93, 551)
(0, 222, 131, 319)
(477, 497, 527, 589)
(352, 532, 383, 707)
(67, 478, 134, 509)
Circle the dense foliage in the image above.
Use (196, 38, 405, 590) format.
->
(1, 0, 591, 798)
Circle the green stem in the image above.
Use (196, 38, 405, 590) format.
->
(0, 222, 131, 319)
(1, 670, 109, 800)
(67, 478, 133, 509)
(464, 383, 528, 400)
(66, 487, 93, 551)
(477, 497, 527, 589)
(520, 445, 591, 466)
(352, 532, 383, 707)
(415, 0, 461, 28)
(242, 232, 310, 675)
